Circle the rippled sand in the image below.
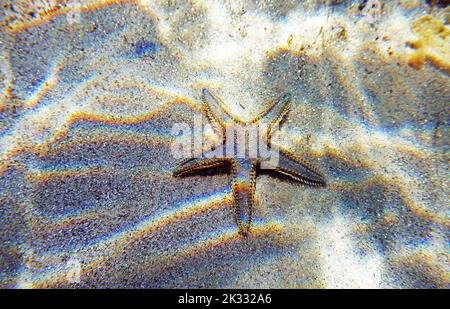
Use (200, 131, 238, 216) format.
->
(0, 0, 449, 288)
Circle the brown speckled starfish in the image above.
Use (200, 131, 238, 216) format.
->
(174, 89, 326, 236)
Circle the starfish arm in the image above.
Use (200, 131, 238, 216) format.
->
(173, 157, 229, 176)
(231, 159, 257, 236)
(202, 88, 235, 135)
(269, 147, 326, 187)
(173, 143, 229, 176)
(252, 93, 291, 144)
(254, 93, 292, 125)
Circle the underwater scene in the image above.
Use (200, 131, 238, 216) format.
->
(0, 0, 449, 288)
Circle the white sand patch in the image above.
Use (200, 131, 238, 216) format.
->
(318, 215, 385, 288)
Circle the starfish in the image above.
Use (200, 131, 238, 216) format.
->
(173, 89, 326, 236)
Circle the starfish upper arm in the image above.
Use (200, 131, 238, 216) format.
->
(202, 88, 235, 135)
(173, 156, 229, 176)
(252, 93, 292, 145)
